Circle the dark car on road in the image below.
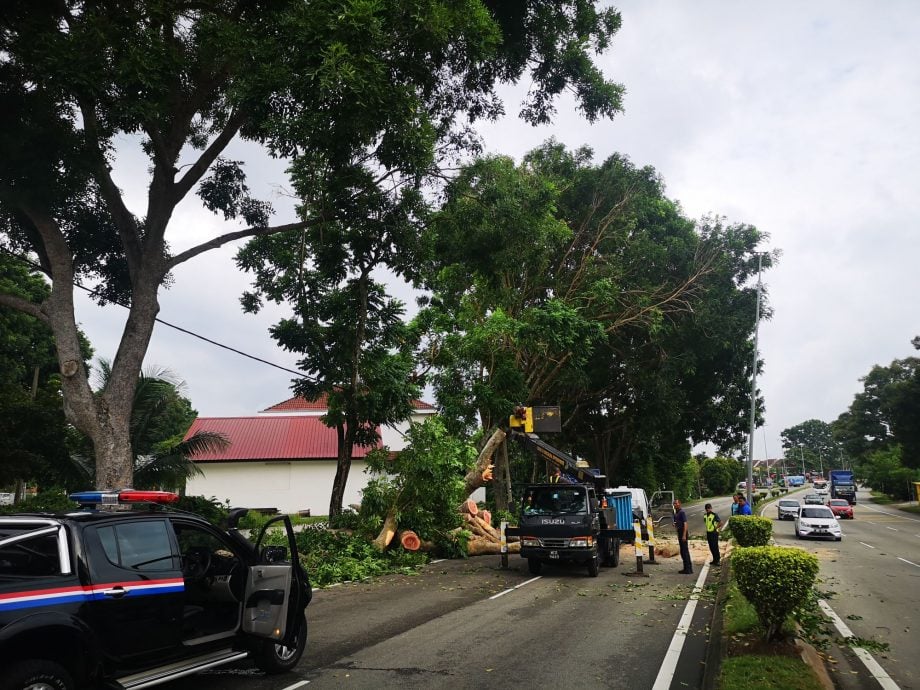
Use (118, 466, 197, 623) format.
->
(827, 498, 854, 519)
(0, 490, 311, 690)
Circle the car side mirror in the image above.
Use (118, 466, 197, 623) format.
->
(260, 545, 288, 564)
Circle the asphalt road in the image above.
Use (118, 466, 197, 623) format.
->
(763, 488, 920, 690)
(162, 499, 733, 690)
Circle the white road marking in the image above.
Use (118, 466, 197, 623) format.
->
(488, 575, 542, 600)
(858, 542, 876, 549)
(429, 559, 447, 564)
(858, 502, 920, 523)
(886, 526, 899, 531)
(651, 564, 710, 690)
(897, 557, 920, 568)
(280, 681, 310, 690)
(818, 599, 900, 690)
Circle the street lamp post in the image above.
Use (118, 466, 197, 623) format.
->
(799, 445, 806, 475)
(746, 254, 763, 507)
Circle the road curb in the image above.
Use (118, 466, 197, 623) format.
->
(702, 553, 731, 689)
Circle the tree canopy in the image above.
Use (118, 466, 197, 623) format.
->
(0, 1, 625, 489)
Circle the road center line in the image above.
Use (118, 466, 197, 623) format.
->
(651, 564, 710, 690)
(817, 599, 900, 690)
(886, 526, 899, 531)
(280, 681, 310, 690)
(488, 575, 542, 600)
(858, 542, 876, 549)
(897, 557, 920, 568)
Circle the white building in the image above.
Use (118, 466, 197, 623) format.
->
(184, 395, 436, 514)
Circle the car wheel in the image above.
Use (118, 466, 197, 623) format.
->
(254, 613, 308, 674)
(1, 660, 75, 690)
(587, 556, 599, 578)
(835, 537, 842, 541)
(527, 557, 542, 575)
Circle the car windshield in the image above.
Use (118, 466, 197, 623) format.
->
(830, 500, 849, 507)
(522, 487, 588, 516)
(800, 507, 833, 519)
(779, 500, 798, 507)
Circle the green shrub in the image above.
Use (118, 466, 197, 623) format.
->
(174, 495, 229, 524)
(0, 488, 78, 515)
(733, 546, 819, 640)
(729, 515, 772, 546)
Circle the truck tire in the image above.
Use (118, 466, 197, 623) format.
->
(253, 613, 308, 674)
(610, 538, 620, 567)
(587, 556, 599, 577)
(2, 660, 75, 690)
(527, 558, 542, 575)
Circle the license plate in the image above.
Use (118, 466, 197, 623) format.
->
(549, 550, 559, 559)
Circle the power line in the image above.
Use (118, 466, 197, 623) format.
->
(1, 247, 306, 379)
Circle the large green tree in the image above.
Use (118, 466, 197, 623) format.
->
(780, 418, 840, 474)
(418, 142, 771, 492)
(0, 1, 624, 489)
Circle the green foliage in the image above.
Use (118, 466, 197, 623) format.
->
(0, 488, 78, 515)
(861, 446, 919, 500)
(174, 495, 230, 525)
(361, 417, 474, 543)
(780, 419, 840, 473)
(719, 656, 823, 690)
(293, 528, 427, 588)
(700, 456, 744, 495)
(728, 515, 772, 546)
(733, 546, 820, 641)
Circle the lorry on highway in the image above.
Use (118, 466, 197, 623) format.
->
(503, 406, 670, 576)
(785, 475, 806, 487)
(830, 469, 857, 504)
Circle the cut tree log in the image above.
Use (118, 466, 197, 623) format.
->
(467, 539, 520, 556)
(465, 514, 499, 539)
(399, 530, 421, 551)
(372, 508, 398, 552)
(480, 509, 492, 526)
(463, 427, 506, 496)
(459, 499, 479, 516)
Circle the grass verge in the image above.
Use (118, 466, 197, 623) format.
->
(718, 561, 823, 690)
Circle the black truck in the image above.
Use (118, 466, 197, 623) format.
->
(0, 490, 311, 690)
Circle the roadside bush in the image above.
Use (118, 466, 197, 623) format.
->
(175, 495, 229, 524)
(0, 488, 78, 515)
(733, 546, 819, 640)
(729, 515, 772, 546)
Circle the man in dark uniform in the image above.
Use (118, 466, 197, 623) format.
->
(673, 499, 692, 574)
(703, 503, 724, 566)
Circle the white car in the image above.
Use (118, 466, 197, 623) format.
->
(812, 480, 829, 496)
(795, 505, 842, 541)
(776, 499, 800, 520)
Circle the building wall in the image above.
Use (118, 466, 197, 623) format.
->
(186, 460, 372, 515)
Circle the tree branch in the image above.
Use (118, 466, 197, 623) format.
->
(166, 218, 319, 270)
(173, 110, 247, 202)
(0, 292, 49, 324)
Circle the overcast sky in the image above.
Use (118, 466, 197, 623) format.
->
(75, 1, 920, 463)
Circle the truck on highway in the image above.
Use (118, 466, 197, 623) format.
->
(503, 406, 670, 576)
(830, 469, 857, 504)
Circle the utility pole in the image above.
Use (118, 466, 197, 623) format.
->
(746, 254, 763, 507)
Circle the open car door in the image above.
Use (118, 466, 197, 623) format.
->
(649, 490, 675, 524)
(243, 515, 309, 643)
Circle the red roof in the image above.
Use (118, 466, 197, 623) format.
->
(262, 394, 435, 412)
(184, 416, 381, 462)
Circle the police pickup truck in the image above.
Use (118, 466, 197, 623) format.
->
(0, 490, 311, 690)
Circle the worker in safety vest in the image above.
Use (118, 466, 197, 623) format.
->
(549, 467, 563, 483)
(703, 503, 724, 566)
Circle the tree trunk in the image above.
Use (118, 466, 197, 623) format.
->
(463, 428, 505, 496)
(329, 422, 354, 519)
(492, 439, 510, 512)
(372, 507, 398, 551)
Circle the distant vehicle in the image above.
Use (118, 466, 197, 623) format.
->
(827, 498, 854, 519)
(803, 494, 824, 505)
(785, 475, 806, 487)
(795, 505, 842, 540)
(830, 469, 857, 505)
(777, 499, 800, 520)
(812, 479, 829, 496)
(737, 481, 746, 492)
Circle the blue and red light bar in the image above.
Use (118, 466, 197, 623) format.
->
(69, 490, 180, 506)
